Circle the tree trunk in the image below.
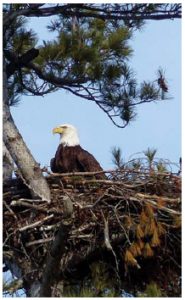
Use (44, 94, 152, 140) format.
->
(3, 142, 14, 182)
(3, 59, 51, 202)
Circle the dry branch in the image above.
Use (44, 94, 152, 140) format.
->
(19, 215, 54, 232)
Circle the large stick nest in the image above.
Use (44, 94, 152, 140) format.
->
(3, 167, 181, 291)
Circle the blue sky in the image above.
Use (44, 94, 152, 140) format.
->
(11, 16, 181, 172)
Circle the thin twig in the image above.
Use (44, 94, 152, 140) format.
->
(19, 215, 54, 232)
(10, 200, 63, 215)
(48, 168, 179, 177)
(26, 237, 53, 247)
(3, 201, 18, 220)
(101, 211, 120, 284)
(114, 207, 131, 246)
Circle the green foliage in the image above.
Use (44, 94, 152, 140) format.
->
(42, 18, 133, 79)
(107, 27, 132, 55)
(62, 261, 118, 297)
(131, 160, 142, 170)
(90, 261, 111, 292)
(140, 82, 160, 101)
(4, 16, 37, 54)
(144, 148, 157, 166)
(137, 282, 163, 297)
(63, 285, 117, 297)
(4, 15, 38, 105)
(111, 147, 124, 168)
(63, 286, 95, 297)
(112, 146, 173, 175)
(3, 4, 169, 126)
(156, 161, 168, 172)
(121, 98, 136, 123)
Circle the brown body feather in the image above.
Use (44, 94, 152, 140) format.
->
(50, 144, 106, 179)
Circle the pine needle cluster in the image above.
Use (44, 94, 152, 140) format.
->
(3, 4, 170, 127)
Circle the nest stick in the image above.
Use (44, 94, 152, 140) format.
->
(19, 214, 54, 232)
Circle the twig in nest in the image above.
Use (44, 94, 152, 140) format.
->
(19, 214, 54, 232)
(38, 223, 61, 232)
(13, 198, 49, 203)
(70, 234, 94, 240)
(102, 212, 112, 251)
(3, 201, 18, 221)
(49, 173, 149, 189)
(26, 237, 53, 247)
(168, 255, 181, 270)
(71, 222, 96, 235)
(20, 240, 31, 261)
(49, 170, 110, 177)
(80, 179, 147, 189)
(49, 169, 178, 177)
(114, 205, 131, 246)
(130, 196, 181, 216)
(101, 211, 119, 274)
(83, 188, 111, 209)
(10, 200, 63, 215)
(136, 193, 181, 203)
(3, 231, 15, 247)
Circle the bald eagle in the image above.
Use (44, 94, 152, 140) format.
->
(50, 124, 106, 179)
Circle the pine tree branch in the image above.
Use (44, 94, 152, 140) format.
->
(5, 48, 163, 129)
(3, 4, 178, 130)
(5, 48, 89, 85)
(27, 62, 89, 85)
(3, 4, 181, 28)
(5, 48, 39, 78)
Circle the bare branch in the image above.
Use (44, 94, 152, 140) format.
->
(3, 4, 181, 28)
(19, 214, 54, 232)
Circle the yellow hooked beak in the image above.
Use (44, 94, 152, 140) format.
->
(52, 127, 64, 134)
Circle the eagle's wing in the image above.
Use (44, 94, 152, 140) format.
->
(76, 146, 106, 178)
(50, 157, 57, 173)
(50, 144, 65, 173)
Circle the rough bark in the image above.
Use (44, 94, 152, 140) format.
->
(3, 59, 51, 202)
(3, 142, 14, 182)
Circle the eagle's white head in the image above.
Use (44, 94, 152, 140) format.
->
(52, 124, 80, 146)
